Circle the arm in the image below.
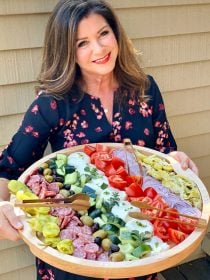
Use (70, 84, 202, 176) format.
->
(149, 76, 198, 174)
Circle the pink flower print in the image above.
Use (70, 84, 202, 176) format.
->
(95, 127, 102, 133)
(144, 128, 150, 136)
(97, 113, 103, 120)
(141, 102, 148, 109)
(25, 125, 33, 133)
(76, 132, 86, 138)
(41, 276, 49, 280)
(7, 156, 14, 164)
(81, 121, 88, 129)
(156, 138, 164, 146)
(31, 104, 39, 114)
(50, 100, 57, 110)
(47, 269, 55, 280)
(59, 118, 65, 126)
(114, 134, 121, 142)
(137, 140, 145, 146)
(114, 112, 121, 118)
(38, 269, 45, 275)
(154, 121, 161, 127)
(128, 99, 136, 106)
(159, 103, 165, 110)
(80, 109, 86, 115)
(128, 108, 136, 115)
(125, 121, 133, 130)
(32, 131, 39, 137)
(81, 139, 89, 144)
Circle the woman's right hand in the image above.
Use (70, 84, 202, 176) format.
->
(0, 201, 23, 241)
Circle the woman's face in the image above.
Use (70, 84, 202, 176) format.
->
(75, 13, 119, 79)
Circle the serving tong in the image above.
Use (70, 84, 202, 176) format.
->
(129, 200, 207, 229)
(123, 138, 144, 176)
(14, 193, 90, 211)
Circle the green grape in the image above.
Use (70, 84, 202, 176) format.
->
(57, 239, 74, 255)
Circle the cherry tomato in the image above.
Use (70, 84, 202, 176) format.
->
(143, 187, 157, 199)
(153, 220, 169, 241)
(90, 151, 112, 164)
(83, 145, 96, 156)
(111, 157, 125, 169)
(178, 219, 196, 234)
(168, 228, 187, 244)
(103, 163, 117, 177)
(116, 166, 129, 179)
(94, 158, 107, 172)
(96, 143, 110, 153)
(125, 182, 144, 197)
(108, 175, 128, 190)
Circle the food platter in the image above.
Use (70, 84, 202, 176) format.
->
(13, 143, 210, 278)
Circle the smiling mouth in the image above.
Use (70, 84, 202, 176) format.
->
(93, 53, 111, 64)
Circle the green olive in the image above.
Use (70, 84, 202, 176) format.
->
(101, 238, 112, 251)
(92, 229, 108, 239)
(59, 189, 70, 198)
(80, 215, 94, 227)
(57, 182, 64, 189)
(109, 251, 125, 262)
(45, 175, 54, 183)
(43, 168, 52, 176)
(40, 162, 49, 169)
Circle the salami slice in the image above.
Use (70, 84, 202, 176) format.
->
(73, 247, 86, 259)
(84, 243, 99, 254)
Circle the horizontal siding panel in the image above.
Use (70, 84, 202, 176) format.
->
(169, 111, 210, 139)
(110, 0, 210, 8)
(0, 244, 35, 274)
(163, 86, 210, 117)
(194, 155, 210, 179)
(135, 32, 210, 68)
(202, 176, 210, 194)
(0, 48, 41, 86)
(0, 265, 36, 280)
(176, 133, 210, 159)
(0, 114, 23, 146)
(0, 14, 48, 51)
(118, 5, 210, 39)
(0, 83, 36, 116)
(0, 240, 24, 251)
(1, 0, 210, 14)
(0, 0, 56, 15)
(146, 60, 210, 92)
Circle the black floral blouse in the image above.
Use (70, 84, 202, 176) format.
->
(0, 76, 176, 280)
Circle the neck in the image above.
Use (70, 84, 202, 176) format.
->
(81, 73, 118, 97)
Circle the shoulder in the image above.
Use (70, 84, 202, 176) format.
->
(145, 75, 163, 103)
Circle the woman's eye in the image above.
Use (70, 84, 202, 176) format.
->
(100, 30, 109, 37)
(77, 41, 88, 48)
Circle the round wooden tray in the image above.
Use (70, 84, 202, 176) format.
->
(17, 144, 210, 278)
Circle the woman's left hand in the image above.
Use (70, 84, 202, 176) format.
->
(169, 151, 199, 176)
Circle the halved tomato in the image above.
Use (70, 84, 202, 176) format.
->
(168, 228, 187, 244)
(143, 187, 157, 199)
(83, 145, 96, 156)
(125, 182, 144, 197)
(111, 157, 125, 169)
(108, 175, 128, 190)
(96, 143, 110, 153)
(178, 219, 196, 234)
(153, 220, 169, 241)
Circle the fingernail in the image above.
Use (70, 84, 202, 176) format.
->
(16, 222, 23, 229)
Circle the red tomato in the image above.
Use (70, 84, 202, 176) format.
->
(129, 196, 153, 205)
(94, 158, 107, 172)
(108, 175, 128, 190)
(153, 220, 169, 241)
(143, 187, 158, 199)
(90, 151, 112, 164)
(162, 207, 180, 229)
(83, 145, 96, 156)
(178, 219, 196, 234)
(103, 163, 117, 177)
(143, 199, 165, 218)
(168, 228, 187, 244)
(111, 157, 125, 169)
(125, 182, 144, 197)
(96, 143, 110, 153)
(116, 166, 129, 179)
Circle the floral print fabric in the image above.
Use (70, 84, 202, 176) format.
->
(0, 76, 176, 181)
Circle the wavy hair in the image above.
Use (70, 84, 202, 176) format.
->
(37, 0, 149, 102)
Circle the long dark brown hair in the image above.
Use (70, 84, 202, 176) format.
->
(37, 0, 149, 103)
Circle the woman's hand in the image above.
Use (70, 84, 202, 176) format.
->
(169, 151, 199, 176)
(0, 201, 23, 241)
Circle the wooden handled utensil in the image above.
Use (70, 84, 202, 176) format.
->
(130, 200, 207, 228)
(14, 193, 90, 211)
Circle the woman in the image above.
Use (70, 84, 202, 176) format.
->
(0, 0, 198, 279)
